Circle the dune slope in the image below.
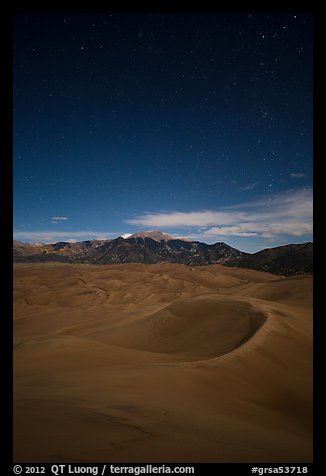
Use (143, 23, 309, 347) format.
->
(13, 263, 312, 462)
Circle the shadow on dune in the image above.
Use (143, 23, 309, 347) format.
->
(103, 296, 267, 361)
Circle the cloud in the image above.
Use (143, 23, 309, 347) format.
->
(50, 216, 69, 221)
(127, 211, 246, 228)
(13, 230, 117, 243)
(197, 226, 258, 237)
(241, 181, 260, 191)
(290, 173, 305, 178)
(125, 188, 313, 239)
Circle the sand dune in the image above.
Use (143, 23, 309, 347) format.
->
(13, 263, 312, 462)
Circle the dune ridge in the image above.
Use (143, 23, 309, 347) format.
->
(14, 263, 312, 462)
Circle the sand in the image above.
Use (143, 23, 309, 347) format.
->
(13, 263, 312, 462)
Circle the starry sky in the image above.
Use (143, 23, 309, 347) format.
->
(13, 12, 313, 253)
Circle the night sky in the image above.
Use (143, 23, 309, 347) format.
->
(13, 13, 313, 253)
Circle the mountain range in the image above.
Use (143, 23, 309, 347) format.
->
(13, 230, 313, 276)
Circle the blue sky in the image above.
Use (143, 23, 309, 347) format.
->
(13, 13, 312, 253)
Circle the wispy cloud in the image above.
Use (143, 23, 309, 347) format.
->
(290, 173, 306, 178)
(50, 216, 69, 221)
(125, 188, 313, 239)
(240, 181, 260, 191)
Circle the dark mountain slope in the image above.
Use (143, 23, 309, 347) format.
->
(225, 242, 313, 276)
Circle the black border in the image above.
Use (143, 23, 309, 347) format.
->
(2, 2, 14, 469)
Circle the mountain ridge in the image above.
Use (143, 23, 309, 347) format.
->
(13, 235, 244, 266)
(13, 233, 313, 276)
